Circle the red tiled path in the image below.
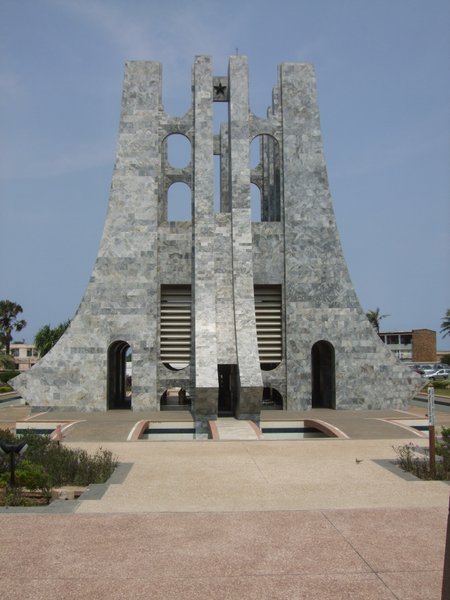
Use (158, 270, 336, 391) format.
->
(1, 507, 447, 599)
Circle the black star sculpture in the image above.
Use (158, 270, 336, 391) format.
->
(214, 82, 227, 97)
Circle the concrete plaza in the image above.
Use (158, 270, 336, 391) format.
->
(0, 400, 449, 599)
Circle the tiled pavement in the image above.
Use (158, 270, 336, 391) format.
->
(1, 507, 447, 599)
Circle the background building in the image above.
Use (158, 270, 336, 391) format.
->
(378, 329, 436, 362)
(9, 343, 39, 371)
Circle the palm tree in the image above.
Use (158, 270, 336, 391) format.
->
(34, 320, 70, 357)
(0, 300, 27, 354)
(366, 308, 389, 334)
(441, 309, 450, 339)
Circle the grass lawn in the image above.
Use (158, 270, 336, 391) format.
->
(420, 384, 450, 398)
(434, 387, 450, 397)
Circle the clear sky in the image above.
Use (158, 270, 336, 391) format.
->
(1, 0, 449, 349)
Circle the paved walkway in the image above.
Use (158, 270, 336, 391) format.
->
(1, 401, 449, 599)
(3, 401, 450, 442)
(1, 507, 447, 599)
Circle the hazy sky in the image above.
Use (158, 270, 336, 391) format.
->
(1, 0, 449, 349)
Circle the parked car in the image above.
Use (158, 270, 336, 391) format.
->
(408, 365, 424, 375)
(422, 368, 450, 381)
(420, 367, 438, 377)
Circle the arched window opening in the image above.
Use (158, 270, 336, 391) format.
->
(214, 154, 221, 213)
(311, 341, 336, 409)
(160, 387, 191, 411)
(250, 135, 261, 169)
(161, 285, 191, 371)
(107, 341, 132, 410)
(167, 182, 192, 222)
(250, 134, 281, 222)
(251, 183, 261, 222)
(165, 134, 191, 168)
(261, 386, 283, 410)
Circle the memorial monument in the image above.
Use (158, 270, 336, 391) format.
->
(12, 56, 419, 421)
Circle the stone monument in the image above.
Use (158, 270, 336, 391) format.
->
(12, 56, 419, 421)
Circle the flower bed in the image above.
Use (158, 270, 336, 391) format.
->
(393, 426, 450, 480)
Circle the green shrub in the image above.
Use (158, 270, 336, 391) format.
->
(393, 427, 450, 481)
(0, 428, 17, 474)
(0, 428, 16, 443)
(0, 371, 19, 383)
(422, 380, 449, 391)
(0, 459, 51, 492)
(393, 442, 428, 478)
(431, 380, 450, 390)
(1, 487, 51, 507)
(436, 426, 450, 472)
(17, 460, 52, 492)
(0, 451, 53, 506)
(0, 430, 118, 489)
(11, 431, 118, 486)
(0, 385, 12, 393)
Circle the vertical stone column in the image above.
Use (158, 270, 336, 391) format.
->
(228, 56, 263, 418)
(192, 56, 219, 417)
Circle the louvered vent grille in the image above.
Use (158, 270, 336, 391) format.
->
(160, 285, 191, 368)
(254, 285, 282, 365)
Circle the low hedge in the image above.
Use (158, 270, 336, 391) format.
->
(423, 379, 449, 391)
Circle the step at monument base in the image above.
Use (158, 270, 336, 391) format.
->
(213, 418, 260, 441)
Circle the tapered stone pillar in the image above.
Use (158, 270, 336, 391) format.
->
(228, 56, 263, 418)
(192, 56, 219, 418)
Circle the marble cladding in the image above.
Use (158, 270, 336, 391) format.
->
(228, 56, 263, 409)
(11, 56, 420, 414)
(193, 57, 219, 393)
(214, 214, 238, 365)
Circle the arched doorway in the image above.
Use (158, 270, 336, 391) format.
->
(261, 386, 283, 410)
(218, 364, 238, 416)
(311, 341, 336, 409)
(160, 388, 191, 411)
(107, 341, 132, 410)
